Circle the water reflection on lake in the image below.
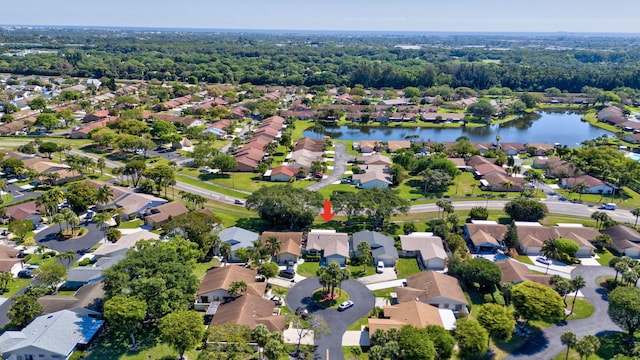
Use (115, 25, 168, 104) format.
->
(302, 111, 612, 146)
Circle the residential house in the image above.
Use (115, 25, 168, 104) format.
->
(554, 224, 598, 257)
(306, 230, 349, 266)
(499, 142, 525, 156)
(368, 300, 456, 336)
(495, 259, 551, 286)
(143, 201, 189, 227)
(85, 180, 168, 217)
(172, 138, 194, 151)
(399, 232, 446, 270)
(5, 200, 41, 226)
(265, 165, 297, 182)
(380, 98, 410, 106)
(532, 158, 575, 178)
(601, 225, 640, 258)
(65, 249, 133, 289)
(82, 109, 109, 122)
(480, 172, 525, 192)
(234, 147, 265, 172)
(516, 222, 560, 255)
(195, 266, 265, 309)
(218, 226, 260, 262)
(352, 169, 392, 189)
(153, 114, 204, 128)
(69, 117, 115, 139)
(358, 140, 378, 153)
(525, 143, 555, 156)
(260, 231, 303, 264)
(464, 221, 507, 253)
(0, 309, 104, 360)
(22, 158, 83, 185)
(355, 154, 392, 167)
(387, 140, 411, 152)
(92, 229, 160, 257)
(396, 271, 468, 315)
(420, 112, 465, 122)
(561, 175, 614, 194)
(0, 244, 23, 276)
(209, 294, 285, 332)
(448, 158, 468, 171)
(37, 281, 104, 314)
(352, 230, 399, 267)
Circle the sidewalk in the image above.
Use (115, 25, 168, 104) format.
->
(366, 279, 406, 291)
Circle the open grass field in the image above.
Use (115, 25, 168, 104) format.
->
(395, 258, 421, 279)
(296, 261, 320, 277)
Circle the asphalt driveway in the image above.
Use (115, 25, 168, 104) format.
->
(287, 277, 374, 360)
(506, 266, 621, 359)
(306, 142, 354, 191)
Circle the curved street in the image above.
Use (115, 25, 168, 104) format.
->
(287, 277, 375, 360)
(506, 266, 620, 359)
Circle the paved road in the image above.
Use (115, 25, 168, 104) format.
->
(408, 198, 636, 224)
(286, 277, 375, 360)
(506, 266, 620, 359)
(306, 142, 354, 191)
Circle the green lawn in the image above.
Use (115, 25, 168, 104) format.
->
(342, 346, 369, 359)
(593, 248, 615, 266)
(175, 174, 249, 199)
(118, 219, 143, 229)
(297, 261, 320, 277)
(347, 316, 370, 331)
(551, 331, 637, 360)
(193, 257, 221, 281)
(395, 258, 421, 279)
(372, 287, 395, 298)
(347, 265, 376, 278)
(514, 255, 534, 265)
(1, 278, 32, 298)
(312, 288, 349, 308)
(85, 326, 199, 360)
(565, 298, 595, 320)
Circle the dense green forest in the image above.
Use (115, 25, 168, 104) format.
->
(2, 28, 640, 91)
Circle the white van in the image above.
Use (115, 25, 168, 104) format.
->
(602, 203, 617, 210)
(376, 261, 385, 273)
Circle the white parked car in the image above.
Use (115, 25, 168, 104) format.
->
(338, 300, 354, 311)
(376, 261, 384, 273)
(536, 256, 551, 265)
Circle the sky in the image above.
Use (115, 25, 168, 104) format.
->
(2, 0, 640, 33)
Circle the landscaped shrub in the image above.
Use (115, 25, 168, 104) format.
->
(78, 258, 91, 266)
(556, 237, 579, 257)
(23, 254, 32, 263)
(469, 207, 489, 220)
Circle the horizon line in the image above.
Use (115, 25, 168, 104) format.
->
(2, 24, 640, 36)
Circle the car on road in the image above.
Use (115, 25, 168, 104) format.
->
(234, 199, 245, 205)
(295, 307, 309, 318)
(18, 270, 34, 278)
(338, 300, 354, 311)
(536, 256, 551, 265)
(376, 261, 384, 273)
(601, 203, 616, 210)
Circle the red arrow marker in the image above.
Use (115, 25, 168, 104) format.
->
(320, 199, 334, 222)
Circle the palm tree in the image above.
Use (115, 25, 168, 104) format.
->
(93, 213, 110, 241)
(220, 242, 232, 265)
(511, 164, 522, 177)
(60, 250, 76, 268)
(560, 332, 577, 360)
(357, 241, 372, 273)
(97, 158, 105, 176)
(541, 239, 560, 269)
(632, 208, 640, 227)
(228, 280, 247, 297)
(96, 185, 114, 208)
(52, 213, 66, 234)
(0, 180, 6, 204)
(503, 180, 514, 196)
(573, 181, 590, 201)
(264, 236, 281, 260)
(495, 135, 502, 149)
(570, 276, 586, 314)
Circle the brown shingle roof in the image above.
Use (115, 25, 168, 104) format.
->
(210, 294, 285, 332)
(261, 232, 303, 256)
(198, 266, 265, 296)
(398, 271, 467, 305)
(144, 201, 189, 225)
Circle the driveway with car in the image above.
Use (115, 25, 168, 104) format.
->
(306, 142, 354, 191)
(286, 277, 374, 360)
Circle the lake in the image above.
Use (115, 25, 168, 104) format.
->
(302, 111, 612, 146)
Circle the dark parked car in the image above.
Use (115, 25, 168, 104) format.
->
(18, 270, 34, 278)
(279, 269, 295, 279)
(295, 307, 309, 318)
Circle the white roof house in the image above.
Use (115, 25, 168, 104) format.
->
(0, 309, 104, 359)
